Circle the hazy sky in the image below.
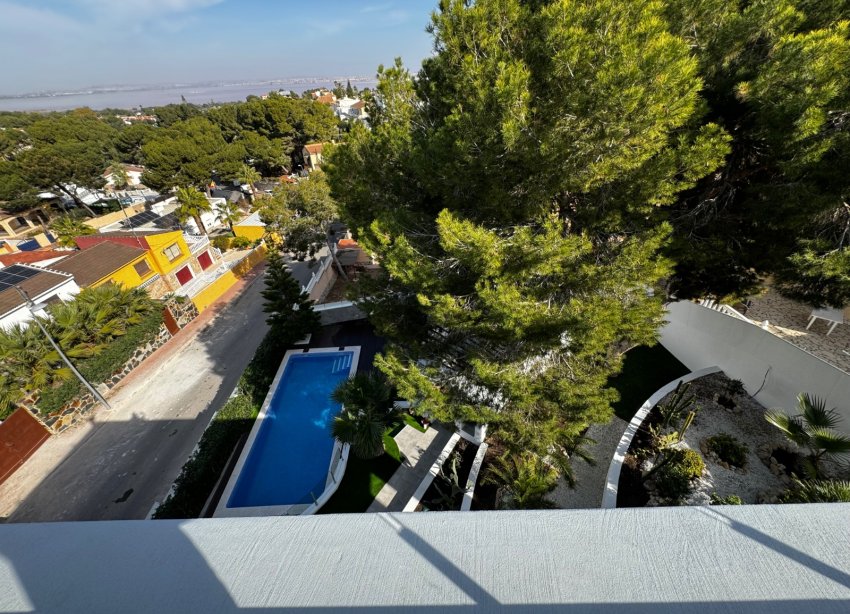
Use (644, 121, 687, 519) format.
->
(0, 0, 437, 95)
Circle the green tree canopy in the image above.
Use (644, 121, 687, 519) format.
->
(663, 0, 850, 303)
(326, 0, 729, 467)
(141, 117, 246, 190)
(174, 186, 212, 235)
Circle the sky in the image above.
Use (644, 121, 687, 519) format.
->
(0, 0, 437, 95)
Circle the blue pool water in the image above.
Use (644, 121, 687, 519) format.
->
(227, 351, 354, 508)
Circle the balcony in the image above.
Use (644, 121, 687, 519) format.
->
(183, 233, 210, 255)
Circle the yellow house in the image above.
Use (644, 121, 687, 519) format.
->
(233, 212, 266, 242)
(74, 230, 219, 298)
(52, 242, 156, 290)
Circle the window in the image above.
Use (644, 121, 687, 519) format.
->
(133, 259, 152, 277)
(163, 243, 182, 262)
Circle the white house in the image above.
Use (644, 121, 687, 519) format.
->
(0, 264, 80, 331)
(333, 97, 368, 122)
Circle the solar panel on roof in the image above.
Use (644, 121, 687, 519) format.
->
(154, 213, 180, 229)
(121, 210, 160, 229)
(0, 265, 42, 289)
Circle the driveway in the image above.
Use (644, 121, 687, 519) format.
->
(0, 265, 269, 523)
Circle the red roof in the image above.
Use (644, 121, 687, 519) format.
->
(0, 249, 68, 267)
(304, 143, 324, 155)
(76, 233, 153, 251)
(315, 94, 335, 105)
(351, 100, 366, 110)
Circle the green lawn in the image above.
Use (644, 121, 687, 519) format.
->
(608, 344, 689, 421)
(318, 431, 402, 514)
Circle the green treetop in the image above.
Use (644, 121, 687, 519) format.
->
(663, 0, 850, 303)
(326, 0, 729, 468)
(260, 249, 321, 343)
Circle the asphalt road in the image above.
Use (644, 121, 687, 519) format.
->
(1, 268, 269, 522)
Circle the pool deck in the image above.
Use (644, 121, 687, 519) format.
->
(366, 422, 454, 513)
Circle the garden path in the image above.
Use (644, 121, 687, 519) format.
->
(549, 416, 628, 509)
(366, 423, 453, 512)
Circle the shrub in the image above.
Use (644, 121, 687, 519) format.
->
(37, 310, 164, 413)
(710, 493, 743, 505)
(706, 433, 749, 468)
(231, 236, 252, 249)
(654, 448, 704, 503)
(780, 479, 850, 503)
(212, 236, 232, 251)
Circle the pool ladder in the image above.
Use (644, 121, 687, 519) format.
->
(332, 353, 352, 374)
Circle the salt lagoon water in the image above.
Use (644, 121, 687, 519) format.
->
(0, 79, 377, 112)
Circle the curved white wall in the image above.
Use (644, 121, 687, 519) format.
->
(660, 301, 850, 428)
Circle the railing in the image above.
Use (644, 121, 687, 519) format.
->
(302, 255, 332, 294)
(138, 274, 161, 290)
(183, 233, 210, 255)
(697, 298, 754, 323)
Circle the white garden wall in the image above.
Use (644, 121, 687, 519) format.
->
(660, 301, 850, 429)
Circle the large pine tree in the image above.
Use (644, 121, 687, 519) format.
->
(663, 0, 850, 304)
(327, 0, 729, 468)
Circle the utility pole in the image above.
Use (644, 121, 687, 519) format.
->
(13, 286, 110, 410)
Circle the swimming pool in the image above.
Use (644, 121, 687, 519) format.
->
(215, 347, 360, 517)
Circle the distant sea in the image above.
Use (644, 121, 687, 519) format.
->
(0, 78, 378, 113)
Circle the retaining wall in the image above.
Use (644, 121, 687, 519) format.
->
(660, 301, 850, 428)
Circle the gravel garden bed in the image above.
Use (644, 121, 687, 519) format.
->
(617, 372, 847, 506)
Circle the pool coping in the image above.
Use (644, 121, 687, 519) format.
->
(213, 346, 360, 518)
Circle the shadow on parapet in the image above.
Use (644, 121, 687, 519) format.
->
(0, 509, 849, 613)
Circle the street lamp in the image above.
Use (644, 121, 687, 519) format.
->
(14, 286, 110, 410)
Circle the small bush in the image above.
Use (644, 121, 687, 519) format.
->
(212, 236, 232, 251)
(710, 493, 743, 505)
(780, 479, 850, 503)
(706, 433, 749, 468)
(231, 236, 252, 249)
(654, 448, 704, 503)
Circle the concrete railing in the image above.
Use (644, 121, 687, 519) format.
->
(403, 433, 461, 512)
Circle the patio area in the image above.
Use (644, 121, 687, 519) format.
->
(745, 289, 850, 373)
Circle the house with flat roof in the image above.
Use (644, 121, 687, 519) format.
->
(50, 242, 155, 292)
(0, 208, 50, 242)
(0, 264, 79, 331)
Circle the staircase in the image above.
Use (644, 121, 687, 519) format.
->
(331, 353, 352, 374)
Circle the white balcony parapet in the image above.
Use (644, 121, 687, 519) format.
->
(183, 233, 210, 255)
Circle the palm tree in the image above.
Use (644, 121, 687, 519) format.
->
(765, 393, 850, 478)
(174, 186, 212, 235)
(238, 163, 261, 202)
(484, 452, 559, 509)
(215, 199, 242, 234)
(782, 479, 850, 503)
(50, 215, 97, 247)
(109, 163, 129, 190)
(331, 372, 396, 459)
